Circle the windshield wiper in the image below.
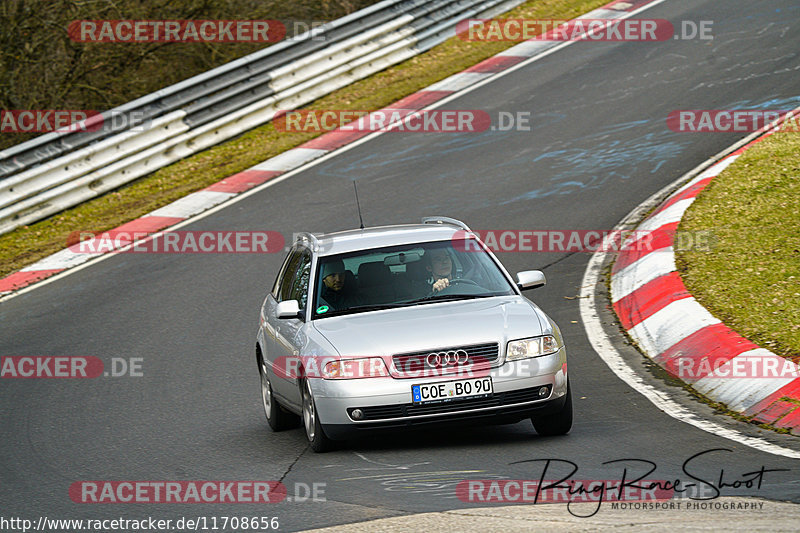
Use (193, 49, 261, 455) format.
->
(347, 303, 416, 312)
(317, 295, 496, 318)
(404, 294, 487, 304)
(318, 302, 414, 317)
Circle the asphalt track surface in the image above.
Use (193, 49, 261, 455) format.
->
(2, 0, 800, 531)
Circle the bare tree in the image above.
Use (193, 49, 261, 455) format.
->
(0, 0, 377, 149)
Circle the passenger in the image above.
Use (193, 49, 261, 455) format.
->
(319, 259, 361, 310)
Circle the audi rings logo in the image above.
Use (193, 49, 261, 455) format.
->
(426, 350, 470, 368)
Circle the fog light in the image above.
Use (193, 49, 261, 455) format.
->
(351, 409, 364, 420)
(538, 386, 549, 397)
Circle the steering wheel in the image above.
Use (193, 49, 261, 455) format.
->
(429, 278, 482, 296)
(447, 278, 480, 286)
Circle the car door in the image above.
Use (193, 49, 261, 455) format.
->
(269, 247, 312, 408)
(264, 247, 301, 403)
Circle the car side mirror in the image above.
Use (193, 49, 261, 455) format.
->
(516, 270, 546, 290)
(276, 300, 302, 319)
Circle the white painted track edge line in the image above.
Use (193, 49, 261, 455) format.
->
(581, 261, 800, 459)
(580, 129, 800, 459)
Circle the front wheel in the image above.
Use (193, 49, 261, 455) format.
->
(302, 379, 335, 452)
(260, 358, 296, 431)
(532, 379, 573, 436)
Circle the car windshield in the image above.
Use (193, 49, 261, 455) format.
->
(311, 239, 516, 319)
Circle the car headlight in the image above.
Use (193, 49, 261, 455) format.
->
(506, 336, 560, 361)
(322, 357, 389, 379)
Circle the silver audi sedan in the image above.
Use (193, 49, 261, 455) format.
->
(255, 217, 571, 452)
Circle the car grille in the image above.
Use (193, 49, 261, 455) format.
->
(348, 385, 551, 421)
(391, 342, 499, 378)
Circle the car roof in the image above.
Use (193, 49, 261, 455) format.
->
(300, 219, 474, 256)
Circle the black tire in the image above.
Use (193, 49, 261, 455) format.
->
(301, 379, 335, 452)
(532, 379, 573, 436)
(259, 356, 296, 431)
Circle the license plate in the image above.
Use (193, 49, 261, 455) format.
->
(412, 377, 493, 404)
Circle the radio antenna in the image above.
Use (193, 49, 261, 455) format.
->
(353, 181, 365, 229)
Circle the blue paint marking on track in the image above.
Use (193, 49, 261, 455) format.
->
(312, 112, 572, 183)
(727, 95, 800, 110)
(500, 121, 689, 203)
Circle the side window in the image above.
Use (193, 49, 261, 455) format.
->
(289, 250, 312, 310)
(272, 250, 296, 297)
(277, 249, 303, 302)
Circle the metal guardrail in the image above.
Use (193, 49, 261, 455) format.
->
(0, 0, 525, 235)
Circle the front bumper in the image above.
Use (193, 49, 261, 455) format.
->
(310, 348, 568, 440)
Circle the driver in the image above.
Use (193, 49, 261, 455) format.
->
(426, 248, 453, 293)
(408, 247, 457, 298)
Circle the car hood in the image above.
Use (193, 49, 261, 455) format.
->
(312, 295, 546, 356)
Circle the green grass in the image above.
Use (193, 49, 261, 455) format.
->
(676, 131, 800, 362)
(0, 0, 608, 279)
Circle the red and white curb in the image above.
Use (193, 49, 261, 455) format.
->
(0, 0, 661, 298)
(610, 116, 800, 435)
